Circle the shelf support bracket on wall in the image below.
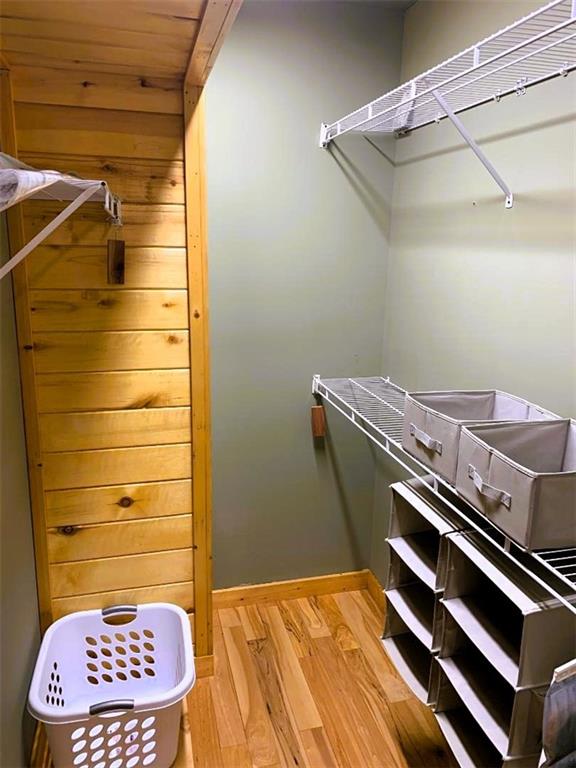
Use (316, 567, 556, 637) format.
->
(432, 90, 514, 208)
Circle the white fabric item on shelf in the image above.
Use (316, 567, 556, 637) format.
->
(0, 153, 122, 282)
(0, 152, 111, 210)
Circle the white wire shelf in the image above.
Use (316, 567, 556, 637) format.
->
(312, 374, 576, 615)
(320, 0, 576, 144)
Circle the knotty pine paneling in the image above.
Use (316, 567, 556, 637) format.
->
(45, 480, 192, 528)
(21, 155, 185, 205)
(50, 548, 194, 597)
(12, 67, 183, 114)
(36, 369, 191, 412)
(43, 443, 192, 490)
(2, 20, 190, 66)
(10, 65, 195, 623)
(1, 1, 204, 36)
(27, 246, 188, 290)
(39, 407, 191, 452)
(52, 581, 195, 619)
(15, 103, 183, 159)
(47, 514, 192, 562)
(23, 202, 186, 247)
(32, 330, 189, 373)
(30, 289, 189, 332)
(4, 35, 188, 78)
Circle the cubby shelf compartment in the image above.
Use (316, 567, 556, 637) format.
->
(387, 535, 438, 591)
(312, 375, 576, 616)
(430, 661, 541, 768)
(385, 582, 435, 650)
(441, 532, 576, 689)
(382, 602, 432, 704)
(388, 479, 468, 592)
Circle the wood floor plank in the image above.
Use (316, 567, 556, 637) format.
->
(186, 679, 224, 768)
(334, 590, 413, 704)
(248, 636, 309, 768)
(219, 607, 242, 628)
(389, 700, 458, 768)
(237, 604, 267, 642)
(314, 594, 360, 652)
(299, 727, 339, 768)
(261, 605, 322, 731)
(317, 636, 405, 768)
(342, 647, 410, 768)
(221, 744, 252, 768)
(297, 597, 331, 639)
(173, 700, 195, 768)
(299, 637, 376, 768)
(222, 623, 280, 768)
(277, 600, 315, 659)
(211, 613, 247, 749)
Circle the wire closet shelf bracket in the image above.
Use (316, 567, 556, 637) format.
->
(312, 375, 576, 616)
(318, 0, 576, 208)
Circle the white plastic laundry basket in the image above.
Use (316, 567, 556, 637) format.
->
(28, 603, 195, 768)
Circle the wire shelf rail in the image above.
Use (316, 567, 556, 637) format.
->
(320, 0, 576, 144)
(312, 374, 576, 615)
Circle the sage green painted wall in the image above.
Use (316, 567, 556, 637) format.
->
(370, 0, 576, 586)
(1, 214, 40, 767)
(205, 1, 404, 588)
(385, 0, 576, 416)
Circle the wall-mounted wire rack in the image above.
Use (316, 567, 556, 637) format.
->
(312, 374, 576, 615)
(319, 0, 576, 207)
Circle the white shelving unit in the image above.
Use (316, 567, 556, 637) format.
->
(0, 154, 122, 282)
(313, 375, 576, 768)
(312, 375, 576, 613)
(318, 0, 576, 206)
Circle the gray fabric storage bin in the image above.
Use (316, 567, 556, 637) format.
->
(456, 419, 576, 549)
(402, 390, 558, 484)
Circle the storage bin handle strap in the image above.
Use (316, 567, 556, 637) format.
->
(467, 465, 511, 508)
(409, 423, 442, 454)
(89, 699, 134, 716)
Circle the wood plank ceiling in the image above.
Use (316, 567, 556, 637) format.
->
(1, 0, 205, 78)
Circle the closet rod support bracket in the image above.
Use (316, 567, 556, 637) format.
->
(432, 90, 514, 208)
(318, 123, 330, 149)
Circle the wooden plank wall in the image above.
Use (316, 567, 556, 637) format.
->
(7, 67, 197, 625)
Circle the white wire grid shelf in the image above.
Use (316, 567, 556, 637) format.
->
(320, 0, 576, 144)
(312, 374, 576, 614)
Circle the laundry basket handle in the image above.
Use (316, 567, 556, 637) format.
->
(409, 423, 442, 455)
(102, 605, 138, 618)
(467, 465, 512, 509)
(89, 699, 135, 716)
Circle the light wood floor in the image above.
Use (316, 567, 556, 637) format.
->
(175, 589, 457, 768)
